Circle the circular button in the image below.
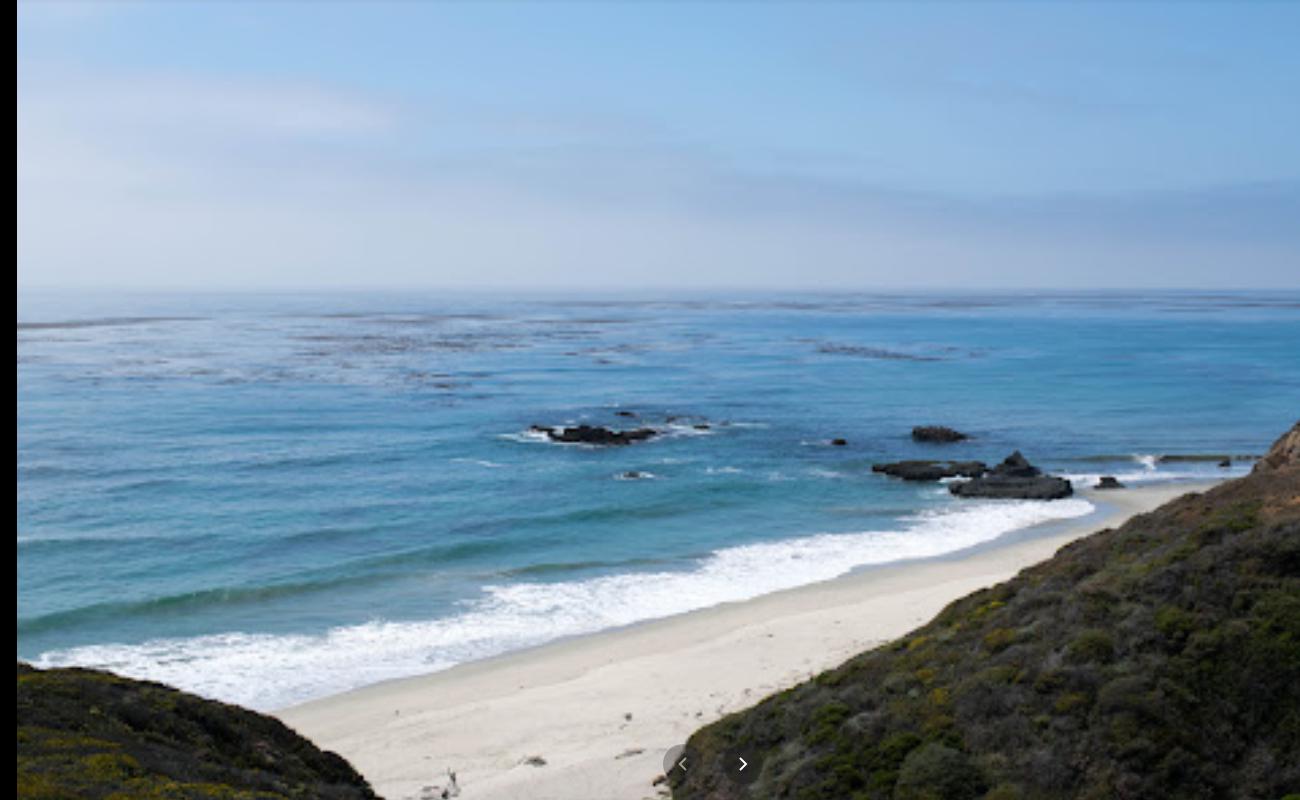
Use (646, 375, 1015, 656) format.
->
(725, 747, 761, 785)
(663, 743, 693, 787)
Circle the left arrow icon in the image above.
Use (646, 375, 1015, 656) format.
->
(677, 758, 688, 772)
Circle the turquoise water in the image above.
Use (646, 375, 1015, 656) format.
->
(17, 290, 1300, 709)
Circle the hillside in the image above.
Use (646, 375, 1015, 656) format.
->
(674, 424, 1300, 800)
(17, 663, 379, 799)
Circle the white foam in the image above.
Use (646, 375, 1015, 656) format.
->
(1133, 453, 1159, 471)
(497, 429, 553, 444)
(808, 467, 847, 479)
(659, 423, 715, 438)
(613, 471, 657, 480)
(451, 457, 505, 468)
(1061, 463, 1249, 488)
(33, 497, 1093, 711)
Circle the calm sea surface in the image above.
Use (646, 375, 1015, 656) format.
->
(17, 290, 1300, 708)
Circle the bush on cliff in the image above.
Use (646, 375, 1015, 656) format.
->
(17, 662, 378, 799)
(674, 424, 1300, 800)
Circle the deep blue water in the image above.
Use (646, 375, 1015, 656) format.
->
(17, 290, 1300, 708)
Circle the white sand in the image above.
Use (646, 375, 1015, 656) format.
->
(278, 482, 1217, 800)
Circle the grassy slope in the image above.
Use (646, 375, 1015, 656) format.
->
(17, 663, 379, 800)
(675, 426, 1300, 800)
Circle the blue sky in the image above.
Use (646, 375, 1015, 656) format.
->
(16, 1, 1300, 289)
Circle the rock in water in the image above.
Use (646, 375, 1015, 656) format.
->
(949, 451, 1073, 500)
(541, 425, 657, 445)
(911, 425, 969, 443)
(872, 460, 988, 481)
(16, 663, 378, 799)
(1095, 476, 1125, 490)
(830, 438, 848, 447)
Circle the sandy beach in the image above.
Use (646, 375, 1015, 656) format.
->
(277, 481, 1220, 800)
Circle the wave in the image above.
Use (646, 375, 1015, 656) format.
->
(31, 497, 1093, 711)
(19, 574, 381, 636)
(1059, 463, 1250, 487)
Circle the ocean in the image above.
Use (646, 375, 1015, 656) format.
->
(17, 290, 1300, 710)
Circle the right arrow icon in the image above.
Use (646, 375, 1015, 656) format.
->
(737, 756, 748, 772)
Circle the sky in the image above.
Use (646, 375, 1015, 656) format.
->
(16, 1, 1300, 290)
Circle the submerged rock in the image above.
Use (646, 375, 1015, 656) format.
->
(949, 451, 1072, 500)
(911, 425, 969, 443)
(542, 424, 657, 446)
(830, 438, 848, 447)
(1095, 476, 1125, 490)
(873, 460, 987, 482)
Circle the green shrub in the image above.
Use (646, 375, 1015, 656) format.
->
(1066, 629, 1115, 664)
(894, 743, 986, 800)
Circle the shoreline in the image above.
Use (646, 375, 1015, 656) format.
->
(277, 480, 1221, 800)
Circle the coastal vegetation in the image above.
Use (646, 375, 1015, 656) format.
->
(674, 424, 1300, 799)
(16, 663, 377, 799)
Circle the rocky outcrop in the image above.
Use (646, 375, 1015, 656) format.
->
(949, 451, 1073, 500)
(531, 424, 657, 445)
(872, 460, 987, 482)
(911, 425, 969, 443)
(1095, 476, 1124, 490)
(17, 663, 377, 799)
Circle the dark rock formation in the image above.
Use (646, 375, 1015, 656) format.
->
(538, 424, 657, 446)
(873, 460, 987, 482)
(1095, 476, 1125, 490)
(1219, 458, 1232, 468)
(912, 425, 969, 443)
(674, 422, 1300, 800)
(830, 438, 848, 447)
(614, 410, 637, 418)
(949, 451, 1073, 500)
(17, 663, 378, 799)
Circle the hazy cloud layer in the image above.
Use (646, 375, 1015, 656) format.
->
(17, 3, 1300, 290)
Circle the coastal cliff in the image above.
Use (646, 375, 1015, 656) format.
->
(16, 663, 378, 799)
(674, 423, 1300, 799)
